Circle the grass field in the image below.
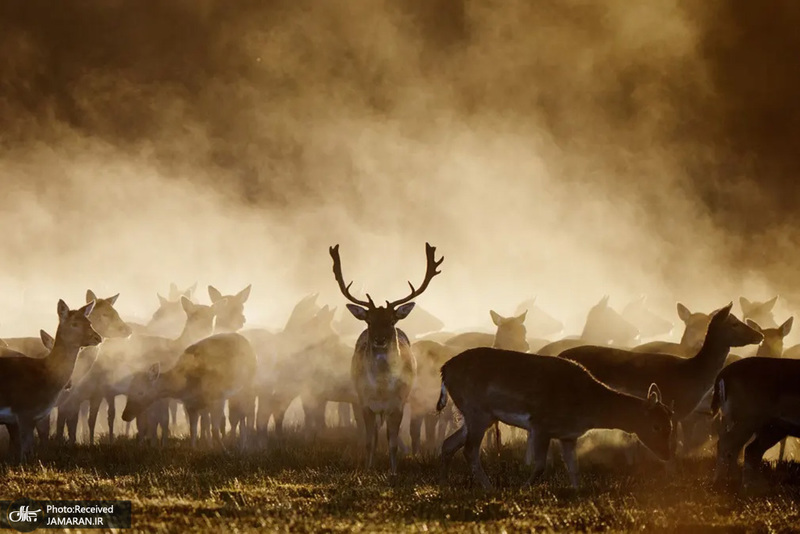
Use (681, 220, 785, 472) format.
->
(1, 429, 800, 533)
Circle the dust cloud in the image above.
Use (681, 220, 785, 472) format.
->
(1, 1, 798, 338)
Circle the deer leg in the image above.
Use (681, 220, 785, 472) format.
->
(170, 400, 179, 427)
(525, 430, 551, 487)
(36, 413, 51, 445)
(18, 417, 36, 462)
(778, 437, 788, 462)
(338, 403, 352, 428)
(211, 402, 226, 448)
(713, 421, 755, 489)
(387, 409, 404, 475)
(463, 413, 494, 491)
(440, 424, 467, 482)
(361, 406, 377, 469)
(106, 394, 116, 442)
(7, 423, 22, 463)
(424, 414, 437, 453)
(87, 396, 102, 445)
(560, 438, 580, 488)
(525, 430, 536, 466)
(187, 407, 200, 449)
(409, 415, 422, 456)
(743, 426, 785, 489)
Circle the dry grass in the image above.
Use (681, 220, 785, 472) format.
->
(2, 429, 800, 533)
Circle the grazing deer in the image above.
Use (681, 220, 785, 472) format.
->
(537, 296, 640, 356)
(711, 357, 800, 489)
(558, 303, 762, 456)
(633, 303, 710, 356)
(121, 332, 257, 448)
(740, 296, 779, 329)
(330, 242, 443, 473)
(438, 348, 673, 490)
(0, 300, 102, 461)
(622, 295, 674, 340)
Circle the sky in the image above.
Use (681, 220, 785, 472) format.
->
(1, 1, 799, 336)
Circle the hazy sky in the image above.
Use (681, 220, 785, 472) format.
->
(1, 1, 799, 336)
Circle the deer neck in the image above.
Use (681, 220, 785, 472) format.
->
(154, 368, 189, 400)
(43, 336, 83, 386)
(173, 322, 208, 351)
(685, 326, 730, 376)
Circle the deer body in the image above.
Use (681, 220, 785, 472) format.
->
(329, 242, 443, 474)
(438, 348, 673, 490)
(711, 357, 800, 489)
(0, 300, 101, 461)
(558, 303, 761, 454)
(122, 332, 257, 448)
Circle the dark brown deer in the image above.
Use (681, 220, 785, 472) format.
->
(0, 300, 102, 461)
(711, 357, 800, 490)
(330, 242, 443, 474)
(438, 348, 673, 490)
(558, 303, 762, 456)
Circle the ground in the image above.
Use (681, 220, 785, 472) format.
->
(1, 429, 799, 533)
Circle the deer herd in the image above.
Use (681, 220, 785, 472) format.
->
(1, 242, 799, 493)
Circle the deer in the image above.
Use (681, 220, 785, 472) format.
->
(633, 303, 711, 357)
(622, 295, 675, 341)
(0, 300, 102, 461)
(557, 303, 762, 457)
(536, 296, 640, 356)
(514, 297, 565, 342)
(122, 332, 257, 448)
(329, 242, 443, 474)
(740, 296, 779, 329)
(128, 283, 199, 338)
(437, 348, 673, 490)
(711, 356, 800, 490)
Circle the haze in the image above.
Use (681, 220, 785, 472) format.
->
(1, 1, 798, 337)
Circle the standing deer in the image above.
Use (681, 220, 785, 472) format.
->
(633, 303, 711, 356)
(622, 295, 675, 341)
(536, 296, 640, 356)
(740, 296, 779, 329)
(330, 242, 443, 474)
(121, 332, 257, 448)
(711, 357, 800, 490)
(437, 348, 673, 490)
(0, 300, 102, 461)
(558, 303, 762, 457)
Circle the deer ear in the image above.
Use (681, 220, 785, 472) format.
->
(80, 299, 96, 318)
(346, 304, 369, 321)
(676, 302, 691, 322)
(157, 294, 169, 307)
(781, 317, 794, 337)
(514, 310, 528, 324)
(763, 296, 778, 312)
(40, 330, 55, 350)
(739, 297, 753, 315)
(489, 310, 503, 326)
(236, 285, 252, 304)
(745, 319, 763, 334)
(208, 286, 223, 303)
(106, 293, 119, 306)
(598, 295, 610, 307)
(86, 290, 97, 304)
(394, 302, 416, 320)
(712, 302, 733, 322)
(169, 283, 180, 300)
(58, 299, 70, 322)
(180, 296, 195, 315)
(147, 362, 161, 382)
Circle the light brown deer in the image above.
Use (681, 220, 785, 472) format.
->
(536, 296, 640, 356)
(0, 300, 102, 461)
(740, 296, 779, 329)
(558, 303, 762, 456)
(128, 283, 199, 338)
(68, 296, 218, 444)
(622, 295, 675, 340)
(330, 242, 443, 474)
(711, 357, 800, 489)
(633, 303, 711, 356)
(121, 332, 257, 448)
(437, 348, 673, 490)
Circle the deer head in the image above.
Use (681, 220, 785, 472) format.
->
(329, 243, 443, 359)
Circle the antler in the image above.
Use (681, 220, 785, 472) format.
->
(387, 242, 444, 309)
(329, 244, 375, 308)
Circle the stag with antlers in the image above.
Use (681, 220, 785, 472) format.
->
(329, 242, 443, 474)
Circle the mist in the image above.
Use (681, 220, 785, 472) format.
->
(1, 1, 799, 337)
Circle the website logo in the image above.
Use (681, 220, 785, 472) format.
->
(6, 500, 46, 532)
